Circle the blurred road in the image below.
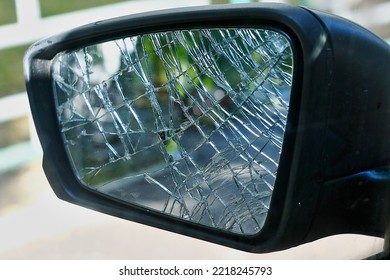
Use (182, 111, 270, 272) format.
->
(0, 160, 384, 259)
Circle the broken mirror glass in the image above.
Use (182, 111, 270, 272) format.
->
(51, 28, 294, 235)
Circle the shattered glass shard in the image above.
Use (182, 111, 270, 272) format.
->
(52, 28, 293, 235)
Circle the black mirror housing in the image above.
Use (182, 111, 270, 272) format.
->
(24, 3, 390, 253)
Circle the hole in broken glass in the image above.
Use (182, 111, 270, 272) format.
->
(52, 28, 293, 235)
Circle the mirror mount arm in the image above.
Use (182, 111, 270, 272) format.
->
(305, 168, 390, 242)
(385, 224, 390, 254)
(365, 224, 390, 259)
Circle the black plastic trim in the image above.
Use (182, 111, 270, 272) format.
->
(24, 3, 390, 253)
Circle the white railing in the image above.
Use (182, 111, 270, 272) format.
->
(1, 0, 210, 49)
(0, 0, 209, 172)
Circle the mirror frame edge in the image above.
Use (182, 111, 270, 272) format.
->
(24, 3, 350, 253)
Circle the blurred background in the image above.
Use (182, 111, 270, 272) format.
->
(0, 0, 388, 259)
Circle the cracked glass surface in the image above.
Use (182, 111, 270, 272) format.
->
(52, 28, 293, 235)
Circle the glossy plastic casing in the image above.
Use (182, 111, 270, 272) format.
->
(24, 3, 390, 253)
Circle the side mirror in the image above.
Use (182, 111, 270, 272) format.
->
(24, 3, 390, 254)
